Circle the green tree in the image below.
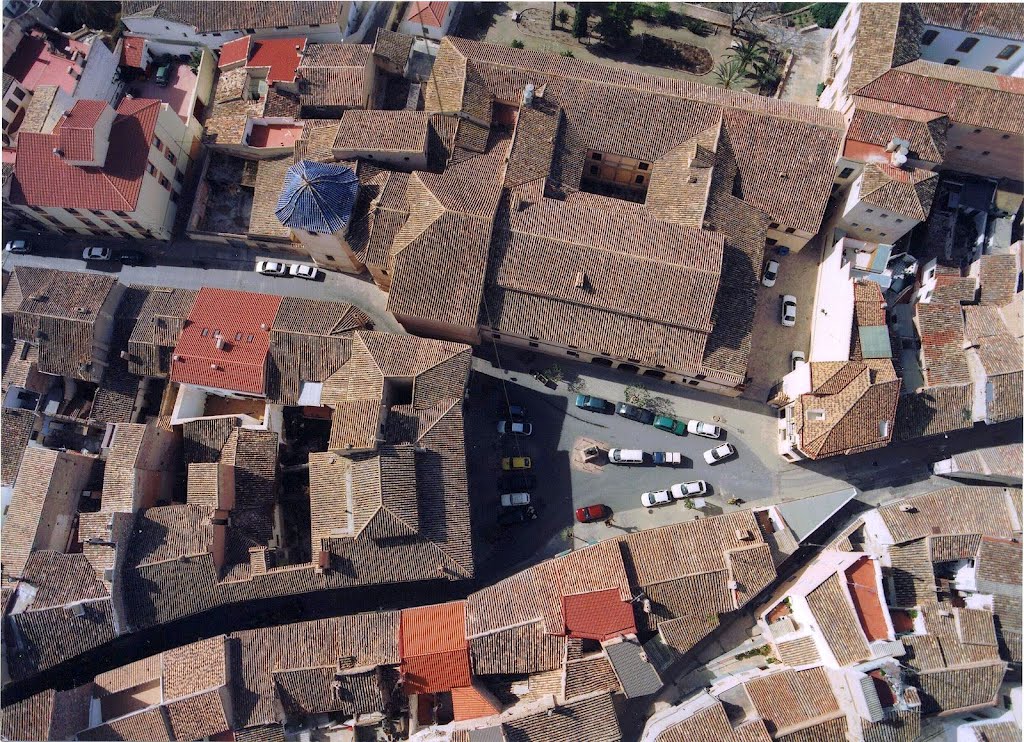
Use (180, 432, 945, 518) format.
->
(572, 4, 590, 38)
(511, 39, 525, 49)
(558, 8, 569, 25)
(594, 3, 636, 49)
(560, 49, 575, 58)
(713, 58, 746, 89)
(728, 37, 769, 71)
(811, 2, 846, 28)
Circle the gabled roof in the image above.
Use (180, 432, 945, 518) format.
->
(562, 588, 636, 641)
(170, 287, 282, 394)
(57, 100, 108, 162)
(847, 96, 948, 163)
(405, 1, 449, 29)
(845, 3, 923, 96)
(11, 97, 161, 211)
(919, 3, 1024, 41)
(400, 601, 471, 693)
(858, 163, 938, 221)
(876, 485, 1018, 545)
(276, 160, 359, 234)
(333, 109, 431, 153)
(121, 1, 341, 33)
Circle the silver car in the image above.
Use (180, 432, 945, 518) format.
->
(671, 480, 707, 498)
(687, 420, 721, 439)
(256, 260, 287, 276)
(781, 295, 797, 327)
(641, 490, 672, 508)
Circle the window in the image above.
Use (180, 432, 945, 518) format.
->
(879, 213, 887, 219)
(159, 174, 170, 189)
(635, 175, 645, 184)
(201, 328, 209, 337)
(982, 151, 990, 156)
(806, 409, 826, 421)
(879, 232, 886, 237)
(147, 162, 156, 175)
(165, 150, 176, 165)
(590, 165, 600, 175)
(956, 37, 979, 53)
(768, 222, 780, 229)
(851, 223, 859, 227)
(865, 208, 874, 213)
(998, 44, 1020, 60)
(944, 58, 960, 66)
(275, 25, 288, 29)
(895, 218, 903, 223)
(567, 351, 579, 357)
(12, 87, 25, 100)
(528, 342, 539, 348)
(235, 332, 243, 340)
(5, 100, 18, 113)
(973, 128, 982, 133)
(921, 29, 939, 45)
(170, 191, 179, 203)
(637, 162, 649, 170)
(839, 167, 854, 179)
(784, 227, 796, 234)
(175, 170, 184, 183)
(245, 28, 255, 33)
(591, 152, 602, 161)
(491, 333, 500, 339)
(153, 136, 163, 150)
(1002, 134, 1011, 139)
(954, 145, 963, 150)
(212, 32, 222, 37)
(864, 227, 872, 232)
(324, 255, 335, 261)
(766, 238, 778, 246)
(984, 65, 999, 73)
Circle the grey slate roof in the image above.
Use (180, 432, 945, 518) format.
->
(604, 637, 663, 699)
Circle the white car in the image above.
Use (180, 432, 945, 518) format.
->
(256, 260, 287, 276)
(5, 239, 28, 254)
(641, 490, 672, 508)
(289, 263, 320, 280)
(781, 295, 797, 327)
(687, 420, 721, 439)
(762, 260, 779, 287)
(501, 492, 531, 507)
(704, 443, 737, 465)
(671, 480, 707, 498)
(82, 246, 112, 261)
(497, 420, 533, 435)
(791, 350, 806, 370)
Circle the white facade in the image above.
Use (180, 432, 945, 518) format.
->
(819, 3, 860, 112)
(2, 74, 29, 145)
(840, 173, 920, 243)
(398, 3, 458, 41)
(920, 26, 1024, 76)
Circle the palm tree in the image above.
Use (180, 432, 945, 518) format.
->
(713, 59, 746, 90)
(751, 54, 782, 94)
(728, 37, 768, 72)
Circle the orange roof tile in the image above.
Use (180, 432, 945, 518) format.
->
(121, 35, 147, 69)
(451, 683, 501, 721)
(406, 1, 448, 28)
(169, 288, 282, 395)
(562, 588, 636, 641)
(401, 601, 467, 656)
(248, 37, 305, 83)
(402, 649, 471, 694)
(218, 35, 251, 68)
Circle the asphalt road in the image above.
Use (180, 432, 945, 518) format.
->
(1, 231, 402, 332)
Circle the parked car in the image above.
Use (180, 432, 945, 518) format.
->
(502, 456, 532, 471)
(507, 404, 527, 420)
(791, 350, 806, 370)
(608, 448, 644, 464)
(652, 451, 683, 465)
(497, 420, 533, 435)
(575, 394, 612, 412)
(704, 443, 737, 465)
(575, 504, 611, 523)
(501, 492, 531, 507)
(781, 295, 797, 327)
(617, 402, 655, 424)
(653, 415, 688, 435)
(155, 64, 171, 86)
(671, 480, 708, 498)
(82, 246, 112, 261)
(687, 420, 721, 439)
(641, 490, 672, 508)
(115, 249, 145, 265)
(256, 260, 287, 276)
(499, 472, 536, 493)
(289, 263, 320, 280)
(499, 505, 537, 526)
(4, 239, 29, 254)
(762, 260, 780, 287)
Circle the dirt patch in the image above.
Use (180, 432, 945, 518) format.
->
(572, 437, 606, 474)
(638, 34, 714, 74)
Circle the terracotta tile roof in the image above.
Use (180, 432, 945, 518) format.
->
(2, 448, 92, 579)
(20, 550, 108, 610)
(57, 100, 108, 162)
(502, 692, 622, 742)
(121, 0, 342, 33)
(1, 687, 91, 742)
(775, 636, 822, 667)
(275, 665, 389, 717)
(248, 156, 294, 239)
(11, 97, 161, 211)
(170, 287, 282, 394)
(915, 660, 1006, 715)
(856, 61, 1024, 135)
(246, 37, 304, 83)
(889, 538, 936, 607)
(7, 597, 116, 682)
(744, 667, 842, 736)
(18, 84, 57, 135)
(919, 4, 1024, 41)
(406, 1, 448, 28)
(78, 706, 172, 741)
(399, 603, 471, 693)
(917, 302, 970, 386)
(978, 253, 1021, 307)
(655, 699, 771, 742)
(345, 166, 411, 270)
(976, 537, 1022, 593)
(469, 620, 565, 675)
(858, 163, 938, 221)
(373, 28, 414, 71)
(794, 360, 900, 459)
(297, 43, 371, 114)
(1, 409, 35, 487)
(334, 109, 430, 153)
(235, 724, 287, 742)
(164, 689, 231, 741)
(561, 588, 636, 641)
(877, 485, 1018, 544)
(805, 572, 872, 665)
(845, 3, 922, 97)
(93, 654, 161, 695)
(127, 285, 198, 378)
(847, 96, 947, 162)
(564, 653, 621, 699)
(218, 35, 251, 68)
(930, 533, 983, 563)
(451, 682, 502, 721)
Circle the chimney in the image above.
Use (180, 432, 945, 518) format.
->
(575, 270, 585, 288)
(215, 336, 225, 350)
(523, 83, 535, 107)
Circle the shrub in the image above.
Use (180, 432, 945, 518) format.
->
(816, 81, 826, 96)
(558, 8, 569, 25)
(572, 4, 590, 37)
(811, 2, 846, 28)
(593, 2, 637, 49)
(511, 39, 525, 49)
(560, 49, 575, 58)
(681, 16, 713, 36)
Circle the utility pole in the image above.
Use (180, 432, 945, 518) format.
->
(551, 2, 557, 30)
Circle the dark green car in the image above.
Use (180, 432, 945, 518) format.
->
(653, 415, 687, 435)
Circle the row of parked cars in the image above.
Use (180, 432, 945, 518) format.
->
(575, 394, 724, 440)
(496, 405, 539, 526)
(255, 260, 320, 280)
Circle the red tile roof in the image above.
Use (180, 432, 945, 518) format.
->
(169, 288, 282, 395)
(400, 601, 470, 694)
(11, 97, 160, 211)
(121, 35, 147, 69)
(451, 683, 501, 721)
(406, 1, 448, 28)
(218, 35, 251, 68)
(248, 37, 305, 83)
(562, 588, 636, 641)
(58, 100, 108, 162)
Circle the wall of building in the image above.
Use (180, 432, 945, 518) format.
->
(819, 3, 861, 112)
(919, 27, 1024, 76)
(332, 146, 426, 171)
(2, 75, 29, 145)
(295, 228, 365, 273)
(766, 223, 816, 252)
(121, 14, 346, 50)
(840, 175, 919, 242)
(51, 36, 122, 120)
(809, 233, 855, 362)
(942, 125, 1024, 182)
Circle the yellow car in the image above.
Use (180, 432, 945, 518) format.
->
(502, 456, 532, 471)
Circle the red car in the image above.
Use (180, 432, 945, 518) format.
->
(575, 504, 611, 523)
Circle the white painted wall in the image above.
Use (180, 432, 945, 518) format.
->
(819, 3, 860, 111)
(810, 233, 855, 362)
(920, 27, 1024, 76)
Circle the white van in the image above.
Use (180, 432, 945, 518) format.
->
(608, 448, 644, 464)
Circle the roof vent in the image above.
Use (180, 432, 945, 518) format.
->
(75, 306, 90, 315)
(210, 363, 221, 370)
(172, 354, 182, 362)
(727, 579, 738, 590)
(899, 504, 917, 513)
(260, 323, 269, 331)
(71, 603, 87, 618)
(937, 608, 952, 617)
(779, 172, 788, 180)
(119, 350, 130, 360)
(735, 528, 753, 541)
